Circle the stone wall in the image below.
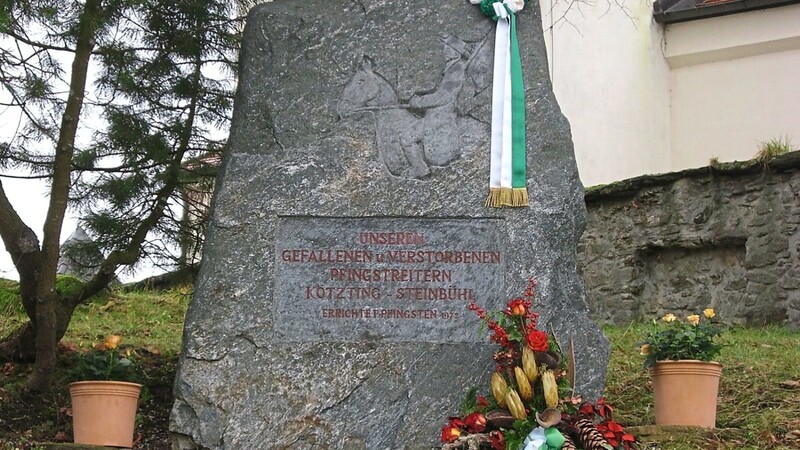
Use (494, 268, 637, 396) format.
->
(579, 152, 800, 328)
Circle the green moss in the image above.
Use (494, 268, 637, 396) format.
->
(54, 275, 85, 298)
(1, 275, 86, 301)
(584, 151, 800, 202)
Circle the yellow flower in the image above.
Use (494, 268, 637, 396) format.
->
(687, 314, 700, 326)
(639, 344, 651, 356)
(704, 308, 716, 319)
(104, 334, 123, 350)
(662, 313, 677, 323)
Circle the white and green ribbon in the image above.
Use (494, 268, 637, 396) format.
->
(482, 0, 528, 208)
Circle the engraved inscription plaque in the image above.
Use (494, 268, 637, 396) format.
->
(274, 217, 506, 343)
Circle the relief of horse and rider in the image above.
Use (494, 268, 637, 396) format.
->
(337, 34, 492, 180)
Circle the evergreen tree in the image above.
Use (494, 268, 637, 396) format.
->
(0, 0, 244, 390)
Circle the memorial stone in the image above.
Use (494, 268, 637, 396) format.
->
(170, 1, 610, 448)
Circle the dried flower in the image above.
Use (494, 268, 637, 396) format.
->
(439, 280, 625, 447)
(491, 372, 508, 407)
(522, 347, 538, 381)
(438, 280, 637, 450)
(541, 369, 559, 408)
(440, 424, 461, 443)
(488, 430, 505, 450)
(515, 366, 533, 400)
(505, 389, 526, 420)
(464, 412, 487, 433)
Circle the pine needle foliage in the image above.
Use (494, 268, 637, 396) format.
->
(0, 0, 247, 388)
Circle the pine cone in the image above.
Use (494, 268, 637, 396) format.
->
(573, 418, 611, 450)
(560, 433, 578, 450)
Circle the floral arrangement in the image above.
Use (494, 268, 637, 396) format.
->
(438, 280, 635, 450)
(69, 334, 140, 382)
(638, 309, 724, 369)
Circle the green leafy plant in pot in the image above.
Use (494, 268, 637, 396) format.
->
(639, 309, 726, 428)
(69, 335, 143, 448)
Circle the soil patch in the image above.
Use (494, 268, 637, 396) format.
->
(0, 347, 176, 450)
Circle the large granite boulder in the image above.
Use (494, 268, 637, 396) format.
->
(170, 1, 609, 448)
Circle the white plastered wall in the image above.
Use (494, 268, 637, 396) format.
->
(666, 5, 800, 170)
(538, 0, 672, 187)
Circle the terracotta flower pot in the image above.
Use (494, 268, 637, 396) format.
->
(651, 360, 722, 428)
(69, 380, 142, 448)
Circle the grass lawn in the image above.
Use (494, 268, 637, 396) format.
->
(1, 280, 798, 449)
(1, 281, 190, 450)
(605, 324, 800, 449)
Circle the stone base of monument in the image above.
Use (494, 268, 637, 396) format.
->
(26, 444, 118, 449)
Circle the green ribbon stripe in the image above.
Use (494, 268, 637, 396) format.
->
(508, 9, 527, 189)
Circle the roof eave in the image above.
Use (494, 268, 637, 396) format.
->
(654, 0, 800, 23)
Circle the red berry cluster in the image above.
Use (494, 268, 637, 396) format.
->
(522, 278, 540, 330)
(469, 302, 513, 349)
